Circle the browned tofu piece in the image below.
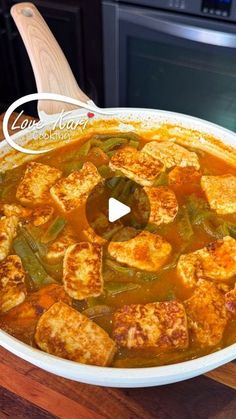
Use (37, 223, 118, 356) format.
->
(63, 242, 103, 300)
(184, 280, 229, 347)
(1, 203, 31, 218)
(199, 236, 236, 281)
(109, 147, 164, 186)
(142, 141, 200, 169)
(201, 175, 236, 215)
(177, 236, 236, 287)
(113, 300, 189, 350)
(0, 255, 26, 313)
(225, 286, 236, 315)
(30, 205, 54, 226)
(35, 302, 116, 366)
(16, 162, 62, 206)
(135, 186, 178, 226)
(46, 225, 77, 264)
(0, 216, 18, 261)
(177, 252, 202, 288)
(50, 162, 102, 212)
(108, 229, 172, 272)
(0, 284, 71, 344)
(168, 166, 202, 185)
(82, 226, 107, 245)
(1, 203, 54, 226)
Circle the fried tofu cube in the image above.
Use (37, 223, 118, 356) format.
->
(113, 300, 189, 350)
(0, 216, 18, 261)
(35, 302, 116, 366)
(82, 226, 107, 245)
(63, 242, 103, 300)
(1, 203, 54, 227)
(168, 166, 202, 185)
(0, 284, 71, 344)
(225, 286, 236, 315)
(201, 175, 236, 215)
(177, 236, 236, 287)
(31, 205, 54, 226)
(184, 280, 229, 347)
(16, 162, 62, 206)
(108, 229, 172, 272)
(177, 252, 202, 288)
(109, 147, 164, 186)
(199, 236, 236, 281)
(46, 226, 77, 264)
(50, 162, 102, 212)
(0, 255, 26, 313)
(142, 141, 200, 170)
(135, 186, 178, 226)
(1, 203, 31, 218)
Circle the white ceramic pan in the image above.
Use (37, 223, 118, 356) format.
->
(0, 2, 235, 387)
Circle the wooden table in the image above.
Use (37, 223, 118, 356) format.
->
(0, 112, 235, 418)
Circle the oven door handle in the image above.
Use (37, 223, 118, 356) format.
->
(120, 8, 236, 48)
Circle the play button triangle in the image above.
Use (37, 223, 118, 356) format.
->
(108, 197, 131, 222)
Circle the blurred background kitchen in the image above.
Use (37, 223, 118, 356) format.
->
(1, 0, 236, 130)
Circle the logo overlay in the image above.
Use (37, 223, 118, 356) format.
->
(3, 92, 115, 155)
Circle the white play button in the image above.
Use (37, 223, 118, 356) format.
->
(108, 197, 131, 222)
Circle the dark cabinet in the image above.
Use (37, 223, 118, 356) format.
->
(0, 0, 103, 115)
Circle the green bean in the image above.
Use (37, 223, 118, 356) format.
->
(0, 184, 16, 199)
(215, 222, 230, 239)
(42, 216, 67, 243)
(98, 165, 113, 178)
(228, 223, 236, 239)
(186, 195, 211, 225)
(111, 178, 127, 199)
(119, 180, 133, 202)
(20, 226, 42, 253)
(153, 172, 169, 186)
(129, 139, 139, 149)
(105, 259, 135, 276)
(107, 150, 117, 158)
(136, 271, 160, 282)
(76, 140, 91, 157)
(63, 161, 83, 175)
(162, 252, 181, 271)
(100, 137, 127, 152)
(178, 206, 194, 241)
(72, 299, 88, 312)
(201, 219, 221, 239)
(145, 223, 160, 233)
(92, 132, 141, 142)
(13, 236, 54, 288)
(38, 258, 63, 280)
(106, 177, 120, 189)
(166, 290, 176, 301)
(105, 282, 140, 296)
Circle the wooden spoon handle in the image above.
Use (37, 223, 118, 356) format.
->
(11, 2, 90, 115)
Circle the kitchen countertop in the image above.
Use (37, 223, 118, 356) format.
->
(0, 112, 235, 418)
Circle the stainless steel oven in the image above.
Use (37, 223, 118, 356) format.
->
(102, 0, 236, 131)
